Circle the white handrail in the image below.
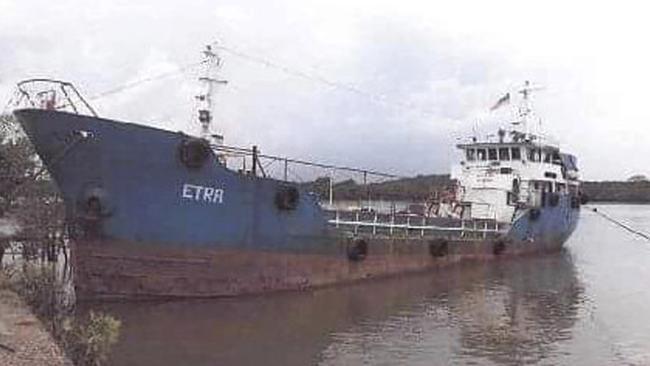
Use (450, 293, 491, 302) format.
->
(327, 217, 507, 234)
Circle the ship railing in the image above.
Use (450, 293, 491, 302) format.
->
(7, 79, 98, 117)
(325, 209, 508, 239)
(211, 143, 404, 208)
(212, 144, 401, 181)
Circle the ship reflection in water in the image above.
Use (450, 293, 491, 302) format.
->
(87, 251, 583, 366)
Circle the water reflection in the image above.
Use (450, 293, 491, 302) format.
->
(320, 252, 583, 365)
(454, 254, 583, 365)
(82, 250, 583, 366)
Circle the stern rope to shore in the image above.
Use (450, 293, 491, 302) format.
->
(588, 207, 650, 241)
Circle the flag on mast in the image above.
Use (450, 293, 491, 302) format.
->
(490, 92, 510, 111)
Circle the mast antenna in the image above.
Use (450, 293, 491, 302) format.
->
(516, 80, 544, 137)
(196, 44, 228, 144)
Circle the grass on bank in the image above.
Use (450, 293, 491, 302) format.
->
(1, 263, 121, 366)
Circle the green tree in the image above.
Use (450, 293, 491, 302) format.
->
(0, 114, 66, 264)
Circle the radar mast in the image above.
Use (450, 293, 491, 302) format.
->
(516, 80, 544, 138)
(196, 44, 228, 145)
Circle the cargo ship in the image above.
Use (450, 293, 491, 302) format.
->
(11, 47, 582, 299)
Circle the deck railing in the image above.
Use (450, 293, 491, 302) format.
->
(9, 79, 98, 117)
(325, 209, 508, 239)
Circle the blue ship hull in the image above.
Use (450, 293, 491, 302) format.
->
(15, 109, 580, 299)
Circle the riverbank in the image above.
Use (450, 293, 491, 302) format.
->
(581, 180, 650, 203)
(307, 174, 650, 203)
(0, 276, 70, 366)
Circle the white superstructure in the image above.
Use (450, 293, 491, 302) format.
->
(449, 82, 580, 223)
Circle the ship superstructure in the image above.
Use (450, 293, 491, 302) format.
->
(325, 82, 581, 249)
(451, 82, 580, 224)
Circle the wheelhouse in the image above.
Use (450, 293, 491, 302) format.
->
(447, 81, 581, 223)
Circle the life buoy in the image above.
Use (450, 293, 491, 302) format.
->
(493, 239, 506, 255)
(178, 138, 211, 169)
(275, 185, 300, 210)
(428, 238, 449, 258)
(347, 239, 368, 261)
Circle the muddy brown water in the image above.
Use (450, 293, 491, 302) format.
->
(79, 204, 650, 365)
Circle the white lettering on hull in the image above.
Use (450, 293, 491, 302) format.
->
(181, 184, 224, 204)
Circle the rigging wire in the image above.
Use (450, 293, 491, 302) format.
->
(86, 60, 207, 102)
(286, 165, 305, 183)
(5, 42, 444, 122)
(211, 43, 441, 119)
(6, 41, 444, 123)
(589, 207, 650, 242)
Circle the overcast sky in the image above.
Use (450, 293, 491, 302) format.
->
(1, 0, 648, 181)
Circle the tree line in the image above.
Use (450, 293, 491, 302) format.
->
(303, 174, 650, 203)
(0, 114, 67, 267)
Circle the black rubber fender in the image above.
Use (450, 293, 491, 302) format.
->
(428, 238, 449, 258)
(549, 193, 560, 207)
(78, 185, 113, 219)
(75, 185, 111, 239)
(275, 185, 300, 211)
(579, 191, 589, 205)
(178, 138, 211, 169)
(347, 238, 368, 262)
(493, 239, 507, 255)
(570, 196, 580, 209)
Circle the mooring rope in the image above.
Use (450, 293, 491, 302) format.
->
(588, 206, 650, 241)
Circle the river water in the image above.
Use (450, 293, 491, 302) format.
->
(85, 204, 650, 365)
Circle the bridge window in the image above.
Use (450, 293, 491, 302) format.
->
(511, 147, 521, 160)
(477, 149, 487, 161)
(552, 152, 562, 165)
(498, 147, 510, 161)
(527, 148, 541, 162)
(488, 148, 497, 160)
(466, 149, 476, 161)
(546, 181, 553, 192)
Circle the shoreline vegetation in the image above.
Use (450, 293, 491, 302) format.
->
(1, 115, 121, 366)
(0, 273, 70, 366)
(580, 181, 650, 203)
(304, 175, 650, 204)
(0, 261, 121, 366)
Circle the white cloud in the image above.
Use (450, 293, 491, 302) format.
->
(2, 0, 649, 180)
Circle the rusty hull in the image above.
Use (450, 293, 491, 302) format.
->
(72, 236, 563, 300)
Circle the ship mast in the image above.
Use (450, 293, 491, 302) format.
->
(516, 80, 543, 139)
(196, 44, 228, 144)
